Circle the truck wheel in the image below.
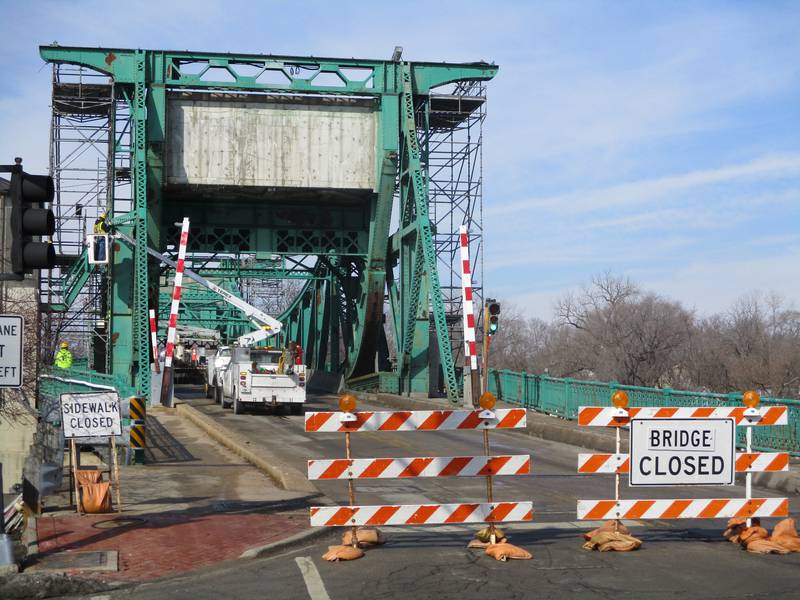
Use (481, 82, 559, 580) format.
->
(214, 384, 222, 405)
(233, 397, 242, 415)
(290, 404, 302, 416)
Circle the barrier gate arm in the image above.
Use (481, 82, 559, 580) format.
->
(113, 230, 282, 347)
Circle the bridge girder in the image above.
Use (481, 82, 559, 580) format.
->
(39, 45, 498, 402)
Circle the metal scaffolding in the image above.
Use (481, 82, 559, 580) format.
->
(422, 81, 487, 372)
(41, 65, 114, 365)
(39, 45, 497, 400)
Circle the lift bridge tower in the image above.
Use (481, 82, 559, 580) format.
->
(39, 45, 496, 402)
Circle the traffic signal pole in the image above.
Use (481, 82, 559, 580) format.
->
(482, 301, 490, 394)
(482, 300, 500, 394)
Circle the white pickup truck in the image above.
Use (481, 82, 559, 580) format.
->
(219, 347, 306, 415)
(206, 346, 232, 400)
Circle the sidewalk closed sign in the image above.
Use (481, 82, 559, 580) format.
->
(630, 418, 735, 486)
(61, 392, 122, 438)
(0, 314, 23, 388)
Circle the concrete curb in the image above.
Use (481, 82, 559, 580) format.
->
(174, 402, 317, 493)
(753, 470, 800, 495)
(239, 526, 334, 559)
(356, 391, 800, 497)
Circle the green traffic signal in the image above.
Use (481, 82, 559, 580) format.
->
(487, 300, 500, 335)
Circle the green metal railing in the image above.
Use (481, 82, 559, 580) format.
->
(39, 366, 137, 401)
(488, 369, 800, 455)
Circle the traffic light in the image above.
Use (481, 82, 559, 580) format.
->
(487, 299, 500, 336)
(8, 162, 56, 274)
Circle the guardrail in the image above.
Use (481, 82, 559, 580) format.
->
(487, 369, 800, 455)
(39, 366, 137, 400)
(38, 367, 138, 451)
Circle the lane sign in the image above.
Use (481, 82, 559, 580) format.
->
(629, 418, 735, 487)
(61, 392, 122, 438)
(0, 314, 23, 388)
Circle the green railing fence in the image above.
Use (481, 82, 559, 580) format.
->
(39, 366, 137, 401)
(488, 369, 800, 455)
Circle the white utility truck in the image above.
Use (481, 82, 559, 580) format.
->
(206, 345, 231, 398)
(113, 226, 304, 415)
(219, 346, 306, 414)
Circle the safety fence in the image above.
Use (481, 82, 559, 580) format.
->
(488, 369, 800, 455)
(38, 366, 138, 451)
(39, 366, 137, 400)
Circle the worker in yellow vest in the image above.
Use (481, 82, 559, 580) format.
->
(55, 342, 73, 369)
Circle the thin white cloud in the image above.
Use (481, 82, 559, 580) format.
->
(645, 250, 800, 318)
(488, 154, 800, 216)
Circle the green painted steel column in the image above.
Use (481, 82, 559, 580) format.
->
(132, 50, 151, 399)
(110, 223, 134, 380)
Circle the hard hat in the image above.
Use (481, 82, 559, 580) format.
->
(60, 341, 69, 349)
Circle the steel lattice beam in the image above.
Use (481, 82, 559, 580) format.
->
(39, 45, 497, 402)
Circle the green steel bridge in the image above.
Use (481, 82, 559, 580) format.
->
(38, 45, 498, 403)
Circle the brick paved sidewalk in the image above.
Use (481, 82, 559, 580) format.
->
(31, 408, 315, 581)
(35, 508, 308, 580)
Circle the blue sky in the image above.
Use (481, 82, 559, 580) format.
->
(1, 0, 798, 319)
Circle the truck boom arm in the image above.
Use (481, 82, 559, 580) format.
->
(113, 230, 282, 346)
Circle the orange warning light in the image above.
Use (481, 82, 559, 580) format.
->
(479, 392, 496, 410)
(339, 393, 358, 413)
(742, 390, 760, 408)
(611, 390, 629, 409)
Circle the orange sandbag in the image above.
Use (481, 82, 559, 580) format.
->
(583, 531, 642, 552)
(80, 481, 112, 513)
(744, 538, 791, 555)
(771, 518, 800, 552)
(772, 536, 800, 552)
(723, 517, 760, 543)
(772, 518, 799, 539)
(485, 542, 532, 561)
(322, 545, 365, 561)
(583, 520, 630, 541)
(342, 527, 386, 547)
(76, 469, 103, 486)
(738, 526, 769, 545)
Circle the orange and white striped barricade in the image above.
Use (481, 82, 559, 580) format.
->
(306, 394, 533, 555)
(576, 391, 789, 523)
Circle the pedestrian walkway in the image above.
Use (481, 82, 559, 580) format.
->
(30, 408, 315, 581)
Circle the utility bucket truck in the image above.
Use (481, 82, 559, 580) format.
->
(112, 227, 306, 415)
(219, 345, 306, 415)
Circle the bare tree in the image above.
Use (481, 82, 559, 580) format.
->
(691, 293, 800, 398)
(549, 273, 694, 386)
(485, 303, 551, 373)
(478, 274, 799, 400)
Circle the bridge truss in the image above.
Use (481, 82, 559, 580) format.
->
(39, 45, 497, 402)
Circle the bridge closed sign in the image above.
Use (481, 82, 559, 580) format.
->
(0, 314, 23, 388)
(630, 418, 735, 487)
(61, 392, 122, 438)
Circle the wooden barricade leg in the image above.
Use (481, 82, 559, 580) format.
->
(70, 440, 81, 514)
(111, 436, 122, 513)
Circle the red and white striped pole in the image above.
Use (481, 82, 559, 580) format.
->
(149, 309, 160, 375)
(159, 217, 190, 407)
(459, 226, 480, 407)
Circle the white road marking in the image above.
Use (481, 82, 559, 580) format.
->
(295, 556, 332, 600)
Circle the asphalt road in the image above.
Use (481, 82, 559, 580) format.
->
(112, 386, 800, 600)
